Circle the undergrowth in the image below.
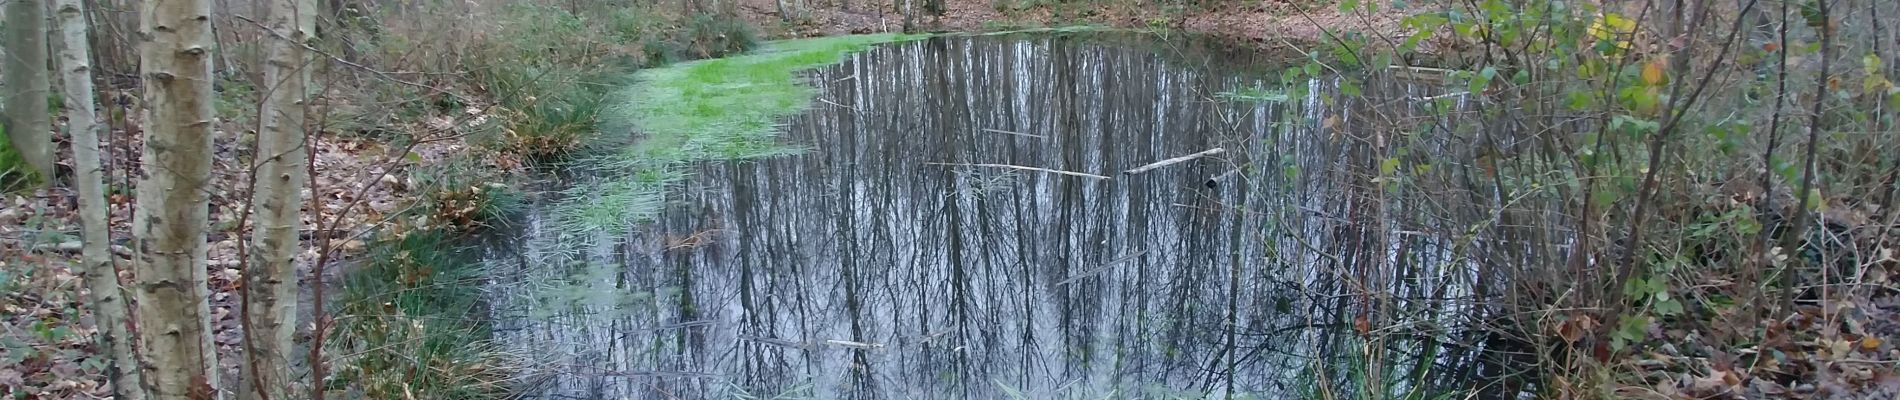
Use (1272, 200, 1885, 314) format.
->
(411, 158, 524, 232)
(319, 149, 527, 398)
(1282, 0, 1900, 397)
(308, 1, 766, 398)
(326, 227, 522, 399)
(465, 4, 764, 168)
(329, 1, 763, 167)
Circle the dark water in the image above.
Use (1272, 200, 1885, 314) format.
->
(492, 34, 1490, 399)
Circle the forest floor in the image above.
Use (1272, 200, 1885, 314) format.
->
(0, 109, 471, 396)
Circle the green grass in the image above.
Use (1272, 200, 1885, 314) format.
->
(551, 33, 926, 236)
(1289, 329, 1473, 400)
(329, 228, 522, 399)
(1, 115, 46, 191)
(326, 154, 528, 399)
(1, 124, 38, 191)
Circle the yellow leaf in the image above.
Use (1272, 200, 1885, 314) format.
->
(1590, 12, 1637, 53)
(1642, 59, 1667, 86)
(1867, 76, 1893, 93)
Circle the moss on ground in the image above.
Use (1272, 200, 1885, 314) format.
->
(1, 122, 43, 191)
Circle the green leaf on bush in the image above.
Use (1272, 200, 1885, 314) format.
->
(1654, 298, 1684, 316)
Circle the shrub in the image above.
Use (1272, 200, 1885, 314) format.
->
(408, 158, 523, 232)
(677, 13, 762, 59)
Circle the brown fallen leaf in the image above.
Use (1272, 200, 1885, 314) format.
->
(1751, 378, 1789, 396)
(1829, 338, 1854, 360)
(1557, 314, 1595, 344)
(1687, 369, 1740, 398)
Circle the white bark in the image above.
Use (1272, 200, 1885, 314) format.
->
(54, 0, 145, 397)
(4, 0, 54, 184)
(133, 0, 220, 397)
(239, 0, 312, 396)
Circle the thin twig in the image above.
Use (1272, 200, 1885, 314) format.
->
(1784, 0, 1834, 311)
(1753, 0, 1793, 317)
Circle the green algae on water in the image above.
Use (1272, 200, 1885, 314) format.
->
(553, 33, 926, 238)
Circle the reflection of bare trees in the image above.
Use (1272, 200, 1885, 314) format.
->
(495, 34, 1501, 399)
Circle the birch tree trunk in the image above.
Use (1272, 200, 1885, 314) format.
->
(55, 0, 146, 398)
(4, 0, 54, 184)
(133, 0, 220, 397)
(239, 0, 312, 396)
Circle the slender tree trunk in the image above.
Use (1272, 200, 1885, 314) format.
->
(239, 0, 312, 396)
(55, 0, 146, 398)
(900, 0, 913, 32)
(1783, 0, 1832, 310)
(133, 0, 220, 397)
(5, 0, 55, 184)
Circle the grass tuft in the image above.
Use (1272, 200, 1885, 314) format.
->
(0, 123, 41, 192)
(328, 228, 524, 399)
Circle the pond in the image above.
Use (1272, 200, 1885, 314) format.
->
(489, 33, 1500, 399)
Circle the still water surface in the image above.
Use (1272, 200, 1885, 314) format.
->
(491, 33, 1487, 399)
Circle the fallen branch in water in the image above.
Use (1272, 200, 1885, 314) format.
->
(824, 339, 885, 349)
(1389, 65, 1454, 84)
(926, 162, 1110, 180)
(1057, 250, 1148, 286)
(1205, 163, 1250, 188)
(1124, 148, 1225, 175)
(980, 128, 1045, 139)
(817, 98, 859, 113)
